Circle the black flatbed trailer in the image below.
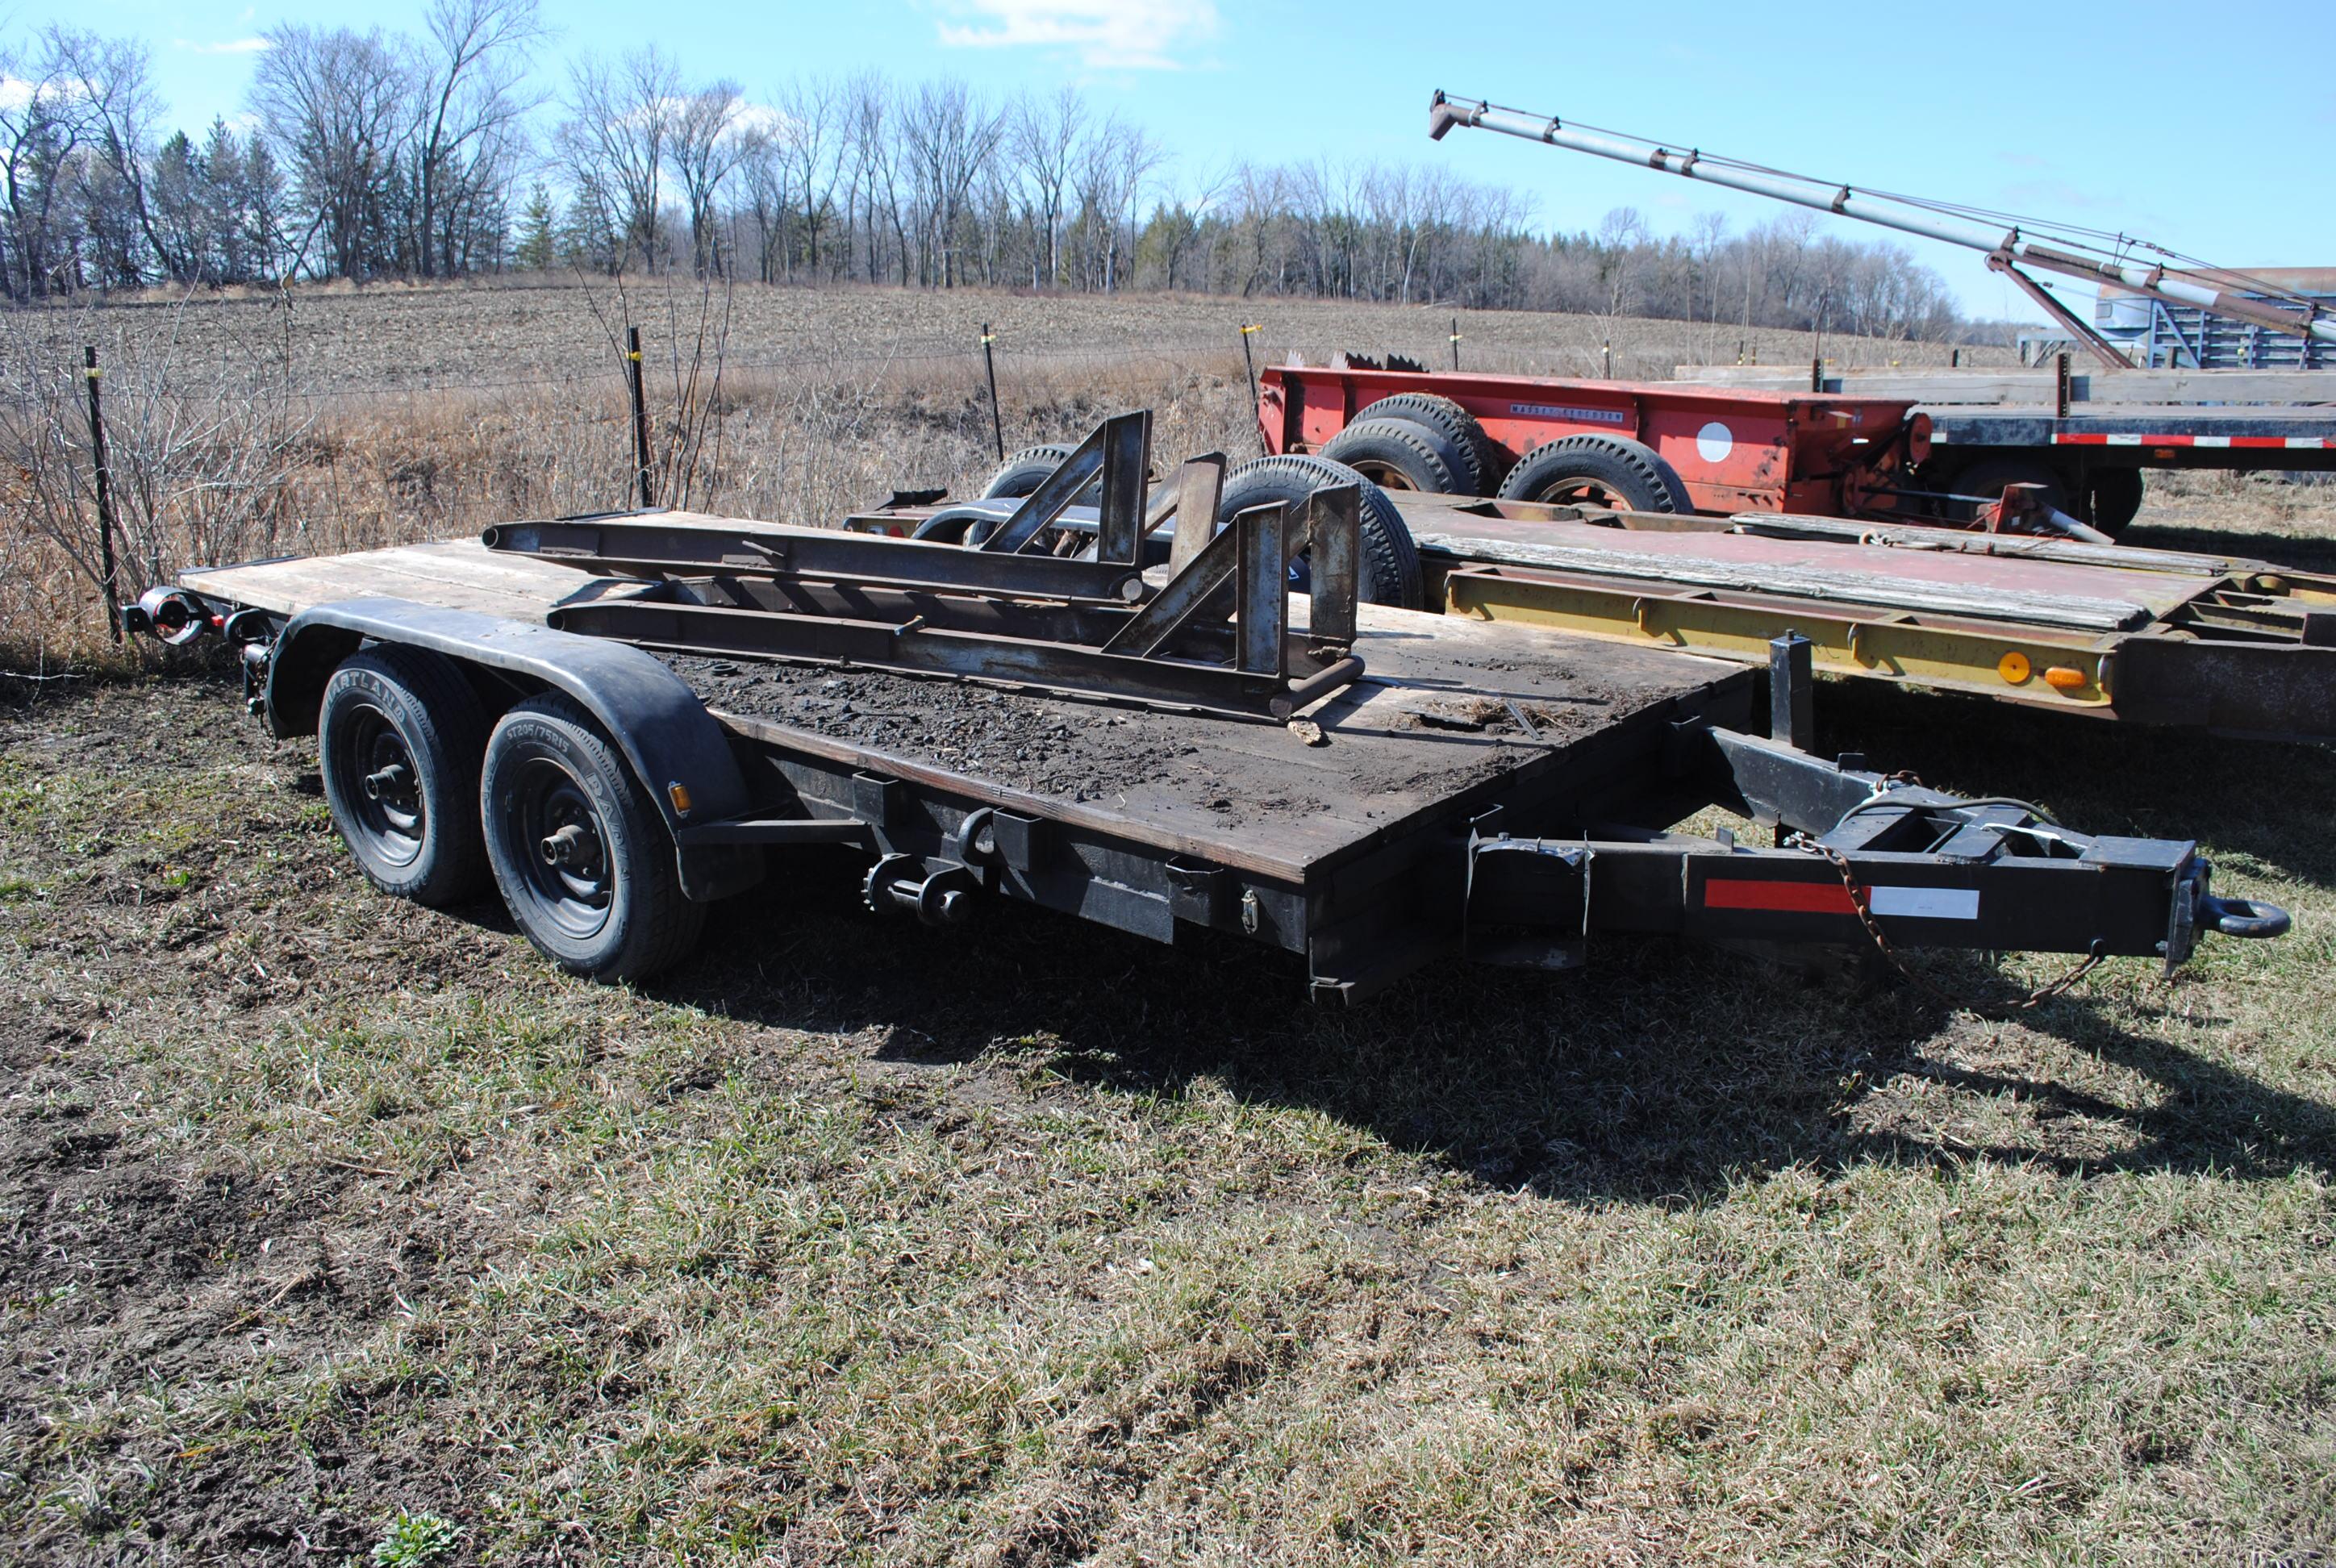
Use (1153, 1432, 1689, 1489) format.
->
(1924, 402, 2336, 477)
(138, 415, 2290, 999)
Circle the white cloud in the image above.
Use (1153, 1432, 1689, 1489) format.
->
(935, 0, 1217, 69)
(732, 102, 797, 141)
(173, 37, 273, 56)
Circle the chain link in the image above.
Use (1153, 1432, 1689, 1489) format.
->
(1789, 832, 2105, 1016)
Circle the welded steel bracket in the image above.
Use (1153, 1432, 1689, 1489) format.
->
(544, 426, 1365, 723)
(982, 410, 1153, 560)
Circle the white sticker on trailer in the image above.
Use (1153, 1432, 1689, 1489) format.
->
(1508, 402, 1629, 425)
(1868, 886, 1981, 920)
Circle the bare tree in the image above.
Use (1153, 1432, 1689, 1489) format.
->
(0, 31, 94, 297)
(1007, 86, 1082, 288)
(1071, 115, 1159, 294)
(50, 31, 180, 283)
(408, 0, 542, 277)
(558, 47, 680, 272)
(776, 77, 840, 279)
(249, 26, 412, 279)
(897, 79, 1003, 288)
(667, 81, 751, 277)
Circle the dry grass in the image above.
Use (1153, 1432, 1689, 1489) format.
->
(1, 648, 2330, 1565)
(0, 276, 2005, 668)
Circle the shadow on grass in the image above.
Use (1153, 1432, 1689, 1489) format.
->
(636, 677, 2330, 1205)
(2122, 522, 2336, 575)
(652, 835, 2329, 1207)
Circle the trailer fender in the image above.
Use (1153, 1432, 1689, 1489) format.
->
(265, 598, 760, 902)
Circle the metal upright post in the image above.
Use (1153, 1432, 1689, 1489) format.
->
(1450, 315, 1461, 371)
(1239, 324, 1265, 454)
(83, 346, 122, 643)
(980, 324, 1004, 461)
(626, 325, 654, 509)
(1770, 631, 1814, 752)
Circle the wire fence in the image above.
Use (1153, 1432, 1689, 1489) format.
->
(0, 298, 1999, 667)
(0, 316, 1287, 665)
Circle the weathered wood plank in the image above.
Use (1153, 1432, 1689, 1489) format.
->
(1414, 532, 2155, 631)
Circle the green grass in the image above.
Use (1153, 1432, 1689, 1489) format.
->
(0, 656, 2330, 1565)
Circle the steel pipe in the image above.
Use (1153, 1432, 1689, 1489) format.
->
(1429, 92, 2336, 348)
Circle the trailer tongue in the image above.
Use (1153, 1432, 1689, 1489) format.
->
(147, 414, 2286, 998)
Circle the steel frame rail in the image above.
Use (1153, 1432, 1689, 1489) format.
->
(507, 414, 1368, 723)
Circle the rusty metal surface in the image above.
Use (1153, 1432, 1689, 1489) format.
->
(2107, 637, 2336, 738)
(539, 474, 1369, 724)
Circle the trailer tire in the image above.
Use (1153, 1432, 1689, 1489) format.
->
(318, 645, 490, 908)
(481, 692, 705, 983)
(1495, 434, 1695, 513)
(1218, 454, 1423, 609)
(980, 444, 1079, 500)
(1352, 393, 1500, 493)
(2087, 468, 2145, 537)
(1319, 417, 1466, 494)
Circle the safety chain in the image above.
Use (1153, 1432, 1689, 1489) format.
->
(1789, 832, 2105, 1016)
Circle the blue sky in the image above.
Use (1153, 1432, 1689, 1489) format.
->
(34, 0, 2336, 318)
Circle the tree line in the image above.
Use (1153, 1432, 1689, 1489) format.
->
(0, 7, 1971, 341)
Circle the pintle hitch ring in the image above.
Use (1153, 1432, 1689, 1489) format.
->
(2198, 895, 2290, 940)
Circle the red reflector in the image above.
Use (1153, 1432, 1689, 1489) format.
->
(1702, 878, 1858, 915)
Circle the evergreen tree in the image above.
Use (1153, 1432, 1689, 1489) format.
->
(514, 181, 556, 270)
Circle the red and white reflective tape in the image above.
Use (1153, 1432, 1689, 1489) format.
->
(1701, 878, 1979, 920)
(2052, 432, 2334, 449)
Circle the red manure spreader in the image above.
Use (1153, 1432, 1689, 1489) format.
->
(1258, 361, 1950, 527)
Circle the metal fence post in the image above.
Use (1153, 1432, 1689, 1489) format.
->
(980, 323, 1004, 461)
(626, 325, 653, 509)
(1450, 315, 1461, 371)
(1239, 324, 1265, 455)
(83, 346, 122, 643)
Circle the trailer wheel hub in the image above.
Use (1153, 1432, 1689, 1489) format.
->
(539, 821, 599, 869)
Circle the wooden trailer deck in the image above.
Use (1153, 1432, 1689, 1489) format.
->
(1394, 496, 2336, 737)
(182, 536, 1752, 888)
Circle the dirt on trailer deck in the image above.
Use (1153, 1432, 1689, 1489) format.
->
(673, 657, 1618, 803)
(664, 617, 1680, 854)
